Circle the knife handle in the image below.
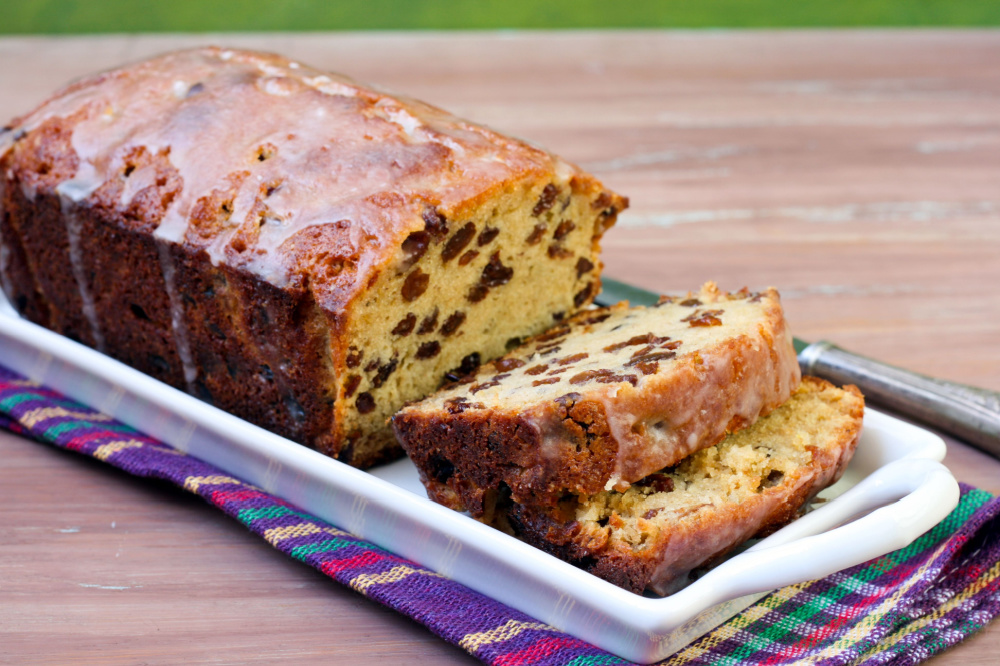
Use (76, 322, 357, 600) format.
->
(799, 340, 1000, 459)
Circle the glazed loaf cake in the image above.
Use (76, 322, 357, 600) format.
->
(0, 47, 626, 467)
(393, 283, 801, 512)
(490, 377, 865, 595)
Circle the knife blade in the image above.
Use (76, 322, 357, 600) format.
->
(596, 277, 1000, 459)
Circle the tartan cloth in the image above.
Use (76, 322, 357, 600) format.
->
(2, 364, 999, 666)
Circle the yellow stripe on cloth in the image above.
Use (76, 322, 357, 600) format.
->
(459, 619, 556, 653)
(183, 475, 246, 493)
(854, 556, 1000, 662)
(265, 523, 322, 544)
(20, 406, 113, 428)
(93, 439, 145, 461)
(350, 565, 442, 595)
(263, 523, 350, 545)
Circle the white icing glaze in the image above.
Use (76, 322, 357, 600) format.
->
(153, 206, 191, 245)
(119, 163, 161, 207)
(54, 162, 101, 202)
(156, 240, 198, 390)
(0, 224, 13, 301)
(259, 76, 296, 97)
(57, 174, 105, 352)
(0, 129, 15, 162)
(378, 103, 424, 139)
(305, 75, 358, 98)
(19, 180, 37, 203)
(172, 80, 189, 99)
(553, 159, 576, 184)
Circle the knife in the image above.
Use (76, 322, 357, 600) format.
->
(595, 277, 1000, 459)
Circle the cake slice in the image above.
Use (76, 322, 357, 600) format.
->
(392, 283, 800, 512)
(489, 376, 865, 595)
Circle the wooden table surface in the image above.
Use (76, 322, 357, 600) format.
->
(2, 31, 999, 664)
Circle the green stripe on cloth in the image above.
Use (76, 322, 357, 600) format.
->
(238, 504, 314, 524)
(42, 420, 135, 437)
(0, 392, 59, 409)
(290, 539, 357, 560)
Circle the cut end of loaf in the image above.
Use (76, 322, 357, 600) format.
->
(332, 175, 625, 466)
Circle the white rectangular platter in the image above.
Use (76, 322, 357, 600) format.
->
(0, 295, 959, 664)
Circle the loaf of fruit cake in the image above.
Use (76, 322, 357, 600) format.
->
(392, 283, 801, 511)
(488, 377, 864, 595)
(0, 47, 626, 467)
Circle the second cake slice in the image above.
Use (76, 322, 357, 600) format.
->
(393, 282, 801, 514)
(487, 376, 865, 595)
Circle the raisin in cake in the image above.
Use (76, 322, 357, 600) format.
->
(393, 283, 800, 511)
(491, 377, 865, 595)
(0, 47, 626, 467)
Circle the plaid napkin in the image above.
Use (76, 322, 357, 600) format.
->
(2, 364, 999, 666)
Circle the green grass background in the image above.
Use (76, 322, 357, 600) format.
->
(5, 0, 1000, 33)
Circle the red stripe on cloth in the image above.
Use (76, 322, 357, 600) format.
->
(48, 428, 150, 449)
(319, 549, 387, 577)
(492, 635, 594, 666)
(62, 429, 126, 452)
(210, 487, 272, 506)
(763, 610, 858, 665)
